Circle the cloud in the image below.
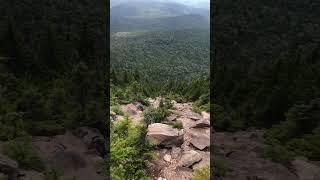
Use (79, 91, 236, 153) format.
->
(111, 0, 209, 9)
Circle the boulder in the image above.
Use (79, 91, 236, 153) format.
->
(292, 158, 320, 180)
(147, 123, 184, 147)
(187, 112, 202, 121)
(178, 150, 202, 168)
(191, 119, 210, 128)
(190, 134, 210, 150)
(167, 115, 178, 121)
(0, 154, 18, 180)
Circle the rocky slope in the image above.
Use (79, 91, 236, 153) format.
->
(114, 98, 210, 180)
(114, 97, 320, 180)
(0, 127, 107, 180)
(213, 130, 320, 180)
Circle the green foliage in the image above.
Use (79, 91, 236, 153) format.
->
(111, 105, 124, 116)
(2, 137, 45, 171)
(160, 98, 173, 110)
(111, 30, 209, 82)
(265, 99, 320, 161)
(264, 144, 294, 166)
(110, 118, 153, 180)
(143, 107, 169, 125)
(193, 165, 210, 180)
(0, 0, 106, 136)
(163, 120, 183, 129)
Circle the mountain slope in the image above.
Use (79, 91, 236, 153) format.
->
(111, 14, 209, 32)
(110, 1, 209, 32)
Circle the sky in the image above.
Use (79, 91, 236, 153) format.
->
(110, 0, 210, 9)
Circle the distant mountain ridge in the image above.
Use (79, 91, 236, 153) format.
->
(111, 0, 209, 32)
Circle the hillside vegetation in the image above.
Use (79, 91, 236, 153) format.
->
(213, 0, 320, 163)
(0, 0, 107, 177)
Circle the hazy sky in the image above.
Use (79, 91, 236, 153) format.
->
(111, 0, 210, 9)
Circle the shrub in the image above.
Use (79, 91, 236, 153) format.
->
(163, 120, 183, 129)
(192, 165, 210, 180)
(160, 98, 173, 110)
(264, 144, 294, 166)
(143, 107, 169, 125)
(2, 137, 45, 171)
(111, 105, 124, 116)
(110, 118, 153, 180)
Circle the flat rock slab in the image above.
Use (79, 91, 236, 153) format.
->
(186, 112, 202, 121)
(190, 133, 210, 150)
(178, 150, 202, 168)
(191, 119, 210, 128)
(147, 123, 184, 147)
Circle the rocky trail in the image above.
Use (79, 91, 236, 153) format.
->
(113, 98, 211, 180)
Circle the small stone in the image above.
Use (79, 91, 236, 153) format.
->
(167, 115, 178, 121)
(163, 154, 171, 162)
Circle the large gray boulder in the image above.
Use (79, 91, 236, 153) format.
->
(178, 150, 202, 168)
(147, 123, 184, 147)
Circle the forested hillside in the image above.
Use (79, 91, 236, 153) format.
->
(110, 0, 210, 108)
(0, 0, 107, 178)
(213, 0, 320, 164)
(111, 30, 209, 81)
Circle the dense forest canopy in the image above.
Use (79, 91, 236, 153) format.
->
(0, 0, 107, 140)
(111, 30, 209, 81)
